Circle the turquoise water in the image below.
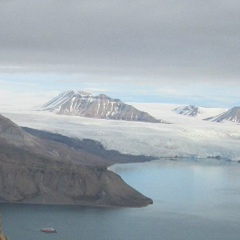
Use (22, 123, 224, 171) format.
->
(1, 159, 240, 240)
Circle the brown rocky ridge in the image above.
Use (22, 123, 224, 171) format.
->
(0, 114, 153, 207)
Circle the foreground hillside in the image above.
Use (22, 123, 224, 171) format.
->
(0, 114, 153, 207)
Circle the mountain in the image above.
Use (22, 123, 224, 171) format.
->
(0, 114, 38, 146)
(41, 90, 167, 123)
(205, 107, 240, 123)
(0, 114, 153, 207)
(174, 105, 202, 117)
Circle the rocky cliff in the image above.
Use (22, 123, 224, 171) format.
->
(0, 114, 153, 207)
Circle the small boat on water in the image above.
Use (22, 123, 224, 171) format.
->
(40, 227, 57, 233)
(0, 214, 8, 240)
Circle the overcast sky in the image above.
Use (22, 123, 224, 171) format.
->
(0, 0, 239, 107)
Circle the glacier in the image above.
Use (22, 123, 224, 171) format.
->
(1, 103, 240, 161)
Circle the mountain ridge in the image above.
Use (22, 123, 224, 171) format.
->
(40, 90, 168, 123)
(204, 106, 240, 123)
(174, 105, 202, 117)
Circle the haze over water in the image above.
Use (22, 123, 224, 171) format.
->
(1, 159, 239, 240)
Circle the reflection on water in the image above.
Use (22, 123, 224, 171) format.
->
(110, 159, 240, 221)
(1, 159, 240, 240)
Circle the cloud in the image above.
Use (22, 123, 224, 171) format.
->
(0, 0, 239, 83)
(0, 0, 239, 107)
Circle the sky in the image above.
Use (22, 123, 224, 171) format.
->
(0, 0, 239, 108)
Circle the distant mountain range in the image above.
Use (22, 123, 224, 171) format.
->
(204, 107, 240, 123)
(174, 105, 240, 124)
(174, 105, 202, 117)
(41, 90, 168, 123)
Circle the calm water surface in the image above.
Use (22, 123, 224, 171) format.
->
(1, 159, 240, 240)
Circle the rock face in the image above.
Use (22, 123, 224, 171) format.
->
(0, 114, 153, 207)
(41, 90, 166, 123)
(174, 105, 201, 117)
(0, 154, 152, 207)
(205, 107, 240, 123)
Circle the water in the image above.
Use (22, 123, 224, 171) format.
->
(1, 159, 240, 240)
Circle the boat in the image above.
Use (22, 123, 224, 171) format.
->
(40, 227, 57, 233)
(0, 214, 8, 240)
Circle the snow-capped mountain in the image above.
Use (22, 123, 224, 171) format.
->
(205, 107, 240, 123)
(41, 90, 167, 123)
(174, 105, 202, 117)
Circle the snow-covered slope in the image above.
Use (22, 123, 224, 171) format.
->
(41, 91, 167, 123)
(205, 107, 240, 123)
(173, 105, 227, 119)
(131, 103, 227, 122)
(2, 103, 240, 161)
(41, 90, 78, 110)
